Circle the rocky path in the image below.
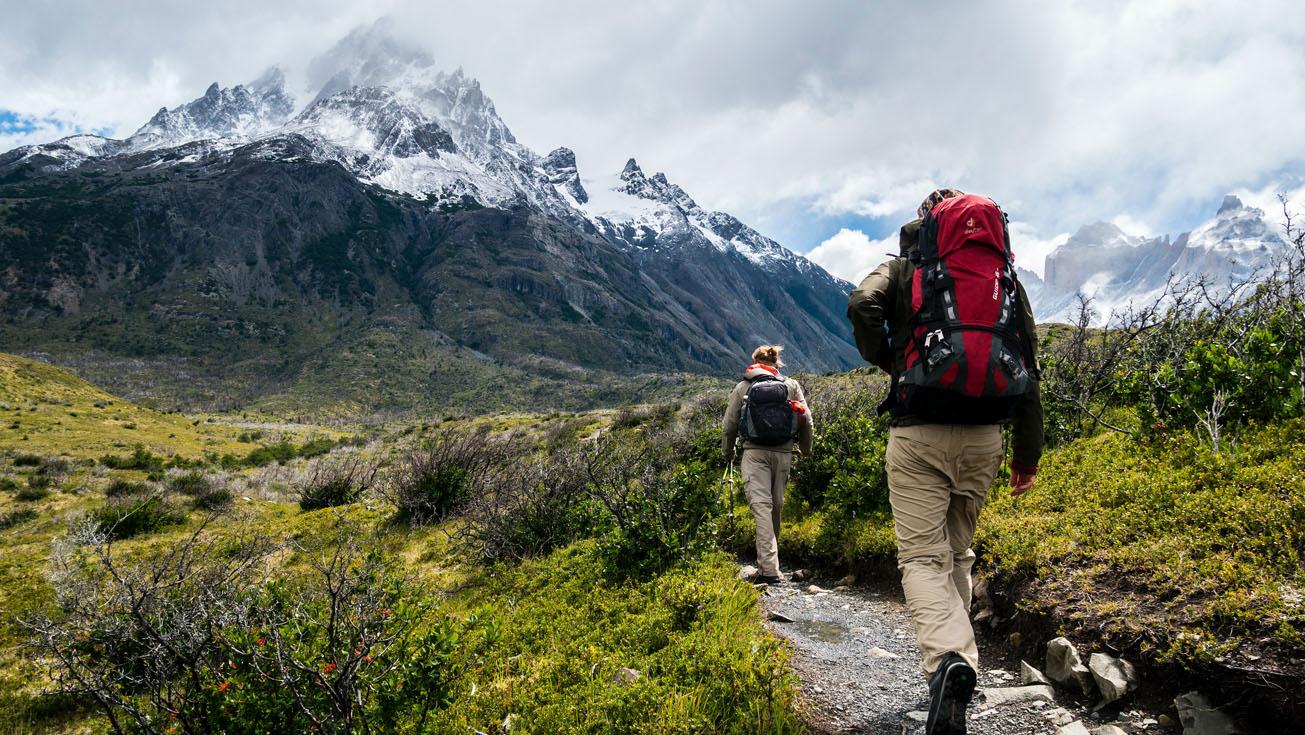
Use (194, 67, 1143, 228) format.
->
(754, 573, 1180, 735)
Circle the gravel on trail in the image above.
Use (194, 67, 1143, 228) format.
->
(757, 576, 1175, 735)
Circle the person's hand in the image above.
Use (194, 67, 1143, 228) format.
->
(1010, 467, 1037, 496)
(724, 452, 735, 466)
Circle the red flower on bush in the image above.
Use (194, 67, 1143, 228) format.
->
(256, 637, 266, 647)
(321, 662, 338, 674)
(218, 680, 230, 693)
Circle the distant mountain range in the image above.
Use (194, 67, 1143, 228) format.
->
(0, 22, 857, 415)
(1022, 194, 1287, 323)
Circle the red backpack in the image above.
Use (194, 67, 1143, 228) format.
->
(894, 194, 1036, 423)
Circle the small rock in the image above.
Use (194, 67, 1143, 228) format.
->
(1093, 726, 1128, 735)
(978, 685, 1056, 708)
(805, 584, 826, 594)
(1046, 637, 1096, 695)
(867, 646, 900, 659)
(1046, 707, 1076, 726)
(1089, 652, 1138, 705)
(789, 568, 808, 582)
(612, 667, 641, 685)
(1175, 691, 1240, 735)
(1055, 722, 1091, 735)
(837, 574, 857, 587)
(1157, 714, 1174, 728)
(502, 713, 517, 731)
(767, 611, 795, 623)
(833, 585, 850, 592)
(1021, 660, 1053, 686)
(905, 710, 928, 722)
(738, 564, 759, 581)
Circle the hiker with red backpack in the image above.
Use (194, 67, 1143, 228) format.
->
(848, 189, 1044, 735)
(721, 345, 813, 585)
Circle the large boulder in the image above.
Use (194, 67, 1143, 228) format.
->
(1088, 652, 1138, 704)
(1046, 637, 1095, 695)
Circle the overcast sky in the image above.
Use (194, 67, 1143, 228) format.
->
(3, 0, 1304, 280)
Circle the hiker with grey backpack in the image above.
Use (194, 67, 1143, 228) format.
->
(848, 189, 1045, 735)
(721, 345, 813, 585)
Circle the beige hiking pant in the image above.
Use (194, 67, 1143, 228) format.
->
(742, 448, 793, 577)
(886, 423, 1002, 676)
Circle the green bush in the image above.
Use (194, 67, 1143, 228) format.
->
(385, 432, 502, 524)
(165, 469, 211, 496)
(0, 508, 37, 530)
(11, 453, 42, 467)
(99, 445, 164, 472)
(104, 478, 147, 497)
(298, 454, 378, 511)
(89, 495, 187, 540)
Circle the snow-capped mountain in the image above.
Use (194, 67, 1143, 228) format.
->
(127, 67, 294, 152)
(1033, 195, 1286, 323)
(0, 21, 860, 412)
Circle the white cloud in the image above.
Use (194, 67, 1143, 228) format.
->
(1007, 222, 1069, 279)
(805, 228, 899, 283)
(2, 1, 1304, 248)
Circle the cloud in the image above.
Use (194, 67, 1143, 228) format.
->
(805, 228, 899, 283)
(2, 1, 1304, 252)
(1007, 222, 1069, 279)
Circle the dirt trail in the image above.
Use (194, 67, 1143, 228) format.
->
(757, 576, 1175, 735)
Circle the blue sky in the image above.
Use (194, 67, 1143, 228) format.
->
(3, 1, 1304, 281)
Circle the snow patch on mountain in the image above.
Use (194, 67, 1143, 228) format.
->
(126, 68, 293, 152)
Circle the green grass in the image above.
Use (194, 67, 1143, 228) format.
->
(431, 542, 801, 734)
(977, 419, 1305, 662)
(0, 352, 250, 459)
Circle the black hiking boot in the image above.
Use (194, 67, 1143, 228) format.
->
(926, 653, 976, 735)
(754, 574, 783, 585)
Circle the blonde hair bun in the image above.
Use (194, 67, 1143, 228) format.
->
(751, 344, 785, 368)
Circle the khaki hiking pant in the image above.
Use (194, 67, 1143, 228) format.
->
(886, 423, 1002, 676)
(742, 448, 793, 577)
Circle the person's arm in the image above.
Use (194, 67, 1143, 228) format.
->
(721, 383, 744, 464)
(790, 380, 813, 456)
(847, 260, 897, 373)
(1010, 280, 1045, 495)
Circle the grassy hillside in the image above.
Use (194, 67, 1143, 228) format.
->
(0, 353, 253, 459)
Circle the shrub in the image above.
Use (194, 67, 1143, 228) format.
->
(583, 431, 721, 577)
(16, 484, 51, 501)
(88, 495, 187, 540)
(297, 453, 380, 511)
(23, 521, 478, 734)
(459, 445, 601, 561)
(787, 382, 889, 515)
(0, 508, 37, 530)
(165, 469, 212, 496)
(104, 478, 148, 497)
(11, 453, 42, 467)
(0, 476, 19, 493)
(99, 445, 164, 472)
(384, 431, 507, 524)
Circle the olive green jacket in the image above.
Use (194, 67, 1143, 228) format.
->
(846, 219, 1045, 472)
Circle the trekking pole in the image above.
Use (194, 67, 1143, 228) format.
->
(720, 463, 737, 539)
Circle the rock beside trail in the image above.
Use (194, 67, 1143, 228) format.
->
(1175, 691, 1240, 735)
(1021, 660, 1052, 686)
(1093, 725, 1128, 735)
(836, 574, 857, 587)
(1046, 637, 1096, 695)
(1088, 653, 1138, 705)
(1054, 721, 1091, 735)
(612, 667, 641, 685)
(978, 684, 1056, 708)
(737, 564, 759, 580)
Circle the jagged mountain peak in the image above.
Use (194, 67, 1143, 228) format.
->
(542, 147, 587, 203)
(127, 68, 294, 152)
(1217, 194, 1246, 216)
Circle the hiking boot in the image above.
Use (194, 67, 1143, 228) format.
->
(754, 574, 783, 585)
(926, 653, 976, 735)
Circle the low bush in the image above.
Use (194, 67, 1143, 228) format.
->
(165, 469, 211, 496)
(11, 453, 42, 467)
(383, 431, 507, 524)
(103, 478, 147, 497)
(23, 521, 483, 734)
(99, 445, 164, 472)
(582, 432, 721, 578)
(88, 495, 187, 540)
(459, 445, 601, 561)
(297, 454, 380, 511)
(0, 508, 37, 530)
